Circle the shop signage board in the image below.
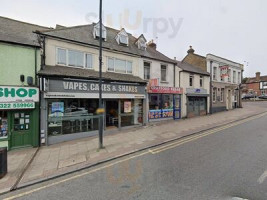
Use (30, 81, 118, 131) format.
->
(0, 86, 39, 103)
(45, 79, 146, 99)
(148, 86, 183, 94)
(186, 88, 207, 94)
(220, 65, 229, 78)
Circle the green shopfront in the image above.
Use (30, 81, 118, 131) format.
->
(40, 78, 146, 145)
(0, 86, 39, 150)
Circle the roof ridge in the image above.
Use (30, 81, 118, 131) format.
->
(0, 15, 51, 29)
(207, 53, 242, 65)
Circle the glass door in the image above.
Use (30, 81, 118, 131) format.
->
(173, 95, 181, 120)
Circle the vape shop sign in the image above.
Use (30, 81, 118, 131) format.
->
(0, 86, 39, 110)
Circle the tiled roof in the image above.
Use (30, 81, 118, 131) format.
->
(0, 16, 51, 47)
(246, 75, 267, 83)
(176, 61, 210, 76)
(39, 23, 175, 64)
(38, 65, 147, 84)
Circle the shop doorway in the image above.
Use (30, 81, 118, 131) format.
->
(10, 111, 33, 149)
(105, 100, 119, 129)
(187, 97, 207, 118)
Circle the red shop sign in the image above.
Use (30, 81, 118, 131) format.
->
(148, 86, 183, 94)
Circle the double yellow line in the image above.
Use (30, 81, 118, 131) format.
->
(149, 112, 267, 154)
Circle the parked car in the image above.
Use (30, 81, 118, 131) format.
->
(242, 93, 257, 99)
(258, 95, 267, 99)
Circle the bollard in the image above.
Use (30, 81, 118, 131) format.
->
(0, 147, 7, 179)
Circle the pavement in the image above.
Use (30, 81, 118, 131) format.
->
(2, 103, 267, 200)
(1, 101, 267, 195)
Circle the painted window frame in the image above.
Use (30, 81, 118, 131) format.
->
(160, 64, 167, 82)
(56, 47, 94, 69)
(200, 76, 203, 88)
(212, 87, 217, 103)
(107, 57, 133, 74)
(144, 61, 151, 80)
(213, 67, 217, 81)
(220, 88, 224, 102)
(189, 74, 194, 87)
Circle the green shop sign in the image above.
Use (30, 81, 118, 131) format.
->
(0, 86, 39, 103)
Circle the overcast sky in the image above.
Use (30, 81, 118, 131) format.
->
(1, 0, 266, 77)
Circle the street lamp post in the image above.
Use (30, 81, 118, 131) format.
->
(98, 0, 104, 149)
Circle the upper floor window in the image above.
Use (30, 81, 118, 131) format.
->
(161, 65, 167, 82)
(228, 69, 231, 82)
(213, 67, 217, 81)
(200, 76, 203, 87)
(86, 54, 93, 69)
(56, 48, 93, 69)
(144, 62, 150, 80)
(107, 57, 132, 74)
(233, 70, 236, 83)
(116, 28, 128, 46)
(93, 22, 107, 41)
(189, 74, 194, 87)
(68, 50, 84, 68)
(136, 35, 147, 50)
(57, 48, 67, 65)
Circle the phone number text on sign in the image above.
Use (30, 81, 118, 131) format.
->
(0, 102, 35, 110)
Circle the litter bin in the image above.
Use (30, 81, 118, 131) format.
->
(0, 147, 7, 179)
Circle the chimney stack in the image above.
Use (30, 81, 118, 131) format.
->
(148, 40, 157, 50)
(187, 45, 195, 54)
(256, 72, 261, 81)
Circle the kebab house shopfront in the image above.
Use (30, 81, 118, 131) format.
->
(0, 86, 39, 150)
(148, 86, 183, 121)
(40, 78, 146, 145)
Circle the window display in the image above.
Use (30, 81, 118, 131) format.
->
(48, 99, 99, 136)
(0, 111, 8, 138)
(149, 94, 175, 119)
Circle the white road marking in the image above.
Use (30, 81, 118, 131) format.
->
(257, 170, 267, 184)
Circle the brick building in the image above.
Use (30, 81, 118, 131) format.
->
(243, 72, 267, 96)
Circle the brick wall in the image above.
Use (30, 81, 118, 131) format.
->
(183, 53, 207, 72)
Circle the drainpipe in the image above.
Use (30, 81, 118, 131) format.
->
(209, 60, 213, 114)
(173, 57, 176, 87)
(239, 69, 244, 108)
(34, 47, 38, 85)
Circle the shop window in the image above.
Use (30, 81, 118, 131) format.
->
(0, 111, 8, 138)
(213, 88, 217, 103)
(144, 62, 151, 80)
(47, 99, 99, 136)
(120, 99, 143, 127)
(221, 88, 224, 102)
(161, 65, 167, 82)
(149, 94, 176, 119)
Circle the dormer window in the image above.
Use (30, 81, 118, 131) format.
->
(93, 22, 106, 41)
(136, 34, 147, 50)
(116, 28, 128, 46)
